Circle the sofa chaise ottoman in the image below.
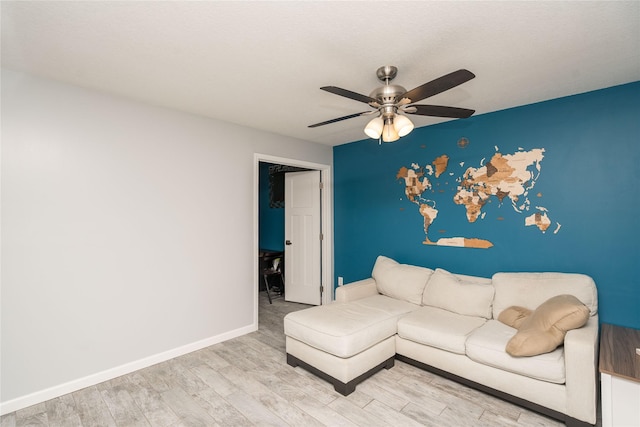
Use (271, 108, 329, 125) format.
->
(283, 256, 599, 426)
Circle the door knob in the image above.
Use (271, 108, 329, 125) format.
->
(285, 240, 292, 245)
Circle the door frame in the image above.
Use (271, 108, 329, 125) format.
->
(253, 154, 333, 320)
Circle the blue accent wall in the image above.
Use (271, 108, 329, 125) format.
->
(259, 162, 284, 251)
(334, 82, 640, 329)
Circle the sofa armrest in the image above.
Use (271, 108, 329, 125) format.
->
(564, 315, 599, 424)
(335, 278, 378, 303)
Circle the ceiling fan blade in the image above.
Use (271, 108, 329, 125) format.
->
(308, 111, 373, 128)
(400, 69, 475, 104)
(321, 86, 378, 105)
(407, 104, 475, 119)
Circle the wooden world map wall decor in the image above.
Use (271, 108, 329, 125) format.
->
(396, 145, 559, 249)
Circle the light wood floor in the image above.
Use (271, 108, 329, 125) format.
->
(1, 292, 594, 426)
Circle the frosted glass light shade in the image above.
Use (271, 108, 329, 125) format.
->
(382, 122, 400, 142)
(394, 114, 414, 137)
(364, 116, 384, 139)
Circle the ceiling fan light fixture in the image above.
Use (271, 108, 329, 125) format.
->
(382, 118, 400, 143)
(364, 116, 384, 139)
(394, 114, 414, 137)
(309, 66, 475, 144)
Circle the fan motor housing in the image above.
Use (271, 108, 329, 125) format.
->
(369, 84, 406, 104)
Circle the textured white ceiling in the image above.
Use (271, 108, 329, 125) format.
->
(2, 1, 639, 146)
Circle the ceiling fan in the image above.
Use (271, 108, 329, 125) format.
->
(309, 65, 475, 142)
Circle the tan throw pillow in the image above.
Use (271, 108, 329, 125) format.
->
(498, 306, 532, 330)
(505, 294, 590, 357)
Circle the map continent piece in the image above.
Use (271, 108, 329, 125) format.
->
(525, 211, 552, 232)
(432, 155, 449, 178)
(397, 167, 431, 202)
(454, 149, 545, 222)
(419, 203, 438, 241)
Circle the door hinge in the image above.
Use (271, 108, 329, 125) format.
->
(319, 233, 323, 241)
(319, 182, 324, 190)
(320, 285, 324, 294)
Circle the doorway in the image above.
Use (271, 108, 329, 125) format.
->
(253, 154, 333, 325)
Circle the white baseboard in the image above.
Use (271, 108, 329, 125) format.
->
(0, 323, 257, 416)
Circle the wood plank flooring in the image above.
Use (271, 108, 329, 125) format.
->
(1, 293, 597, 426)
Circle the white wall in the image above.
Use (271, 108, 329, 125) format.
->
(0, 70, 332, 413)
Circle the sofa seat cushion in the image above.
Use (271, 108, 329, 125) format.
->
(284, 295, 419, 358)
(465, 320, 565, 384)
(397, 306, 487, 354)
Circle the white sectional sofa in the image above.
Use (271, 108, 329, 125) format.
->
(284, 256, 599, 426)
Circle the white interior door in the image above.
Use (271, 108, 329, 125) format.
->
(284, 171, 321, 305)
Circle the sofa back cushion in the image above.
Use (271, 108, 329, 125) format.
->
(492, 272, 598, 319)
(422, 268, 494, 319)
(372, 256, 433, 305)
